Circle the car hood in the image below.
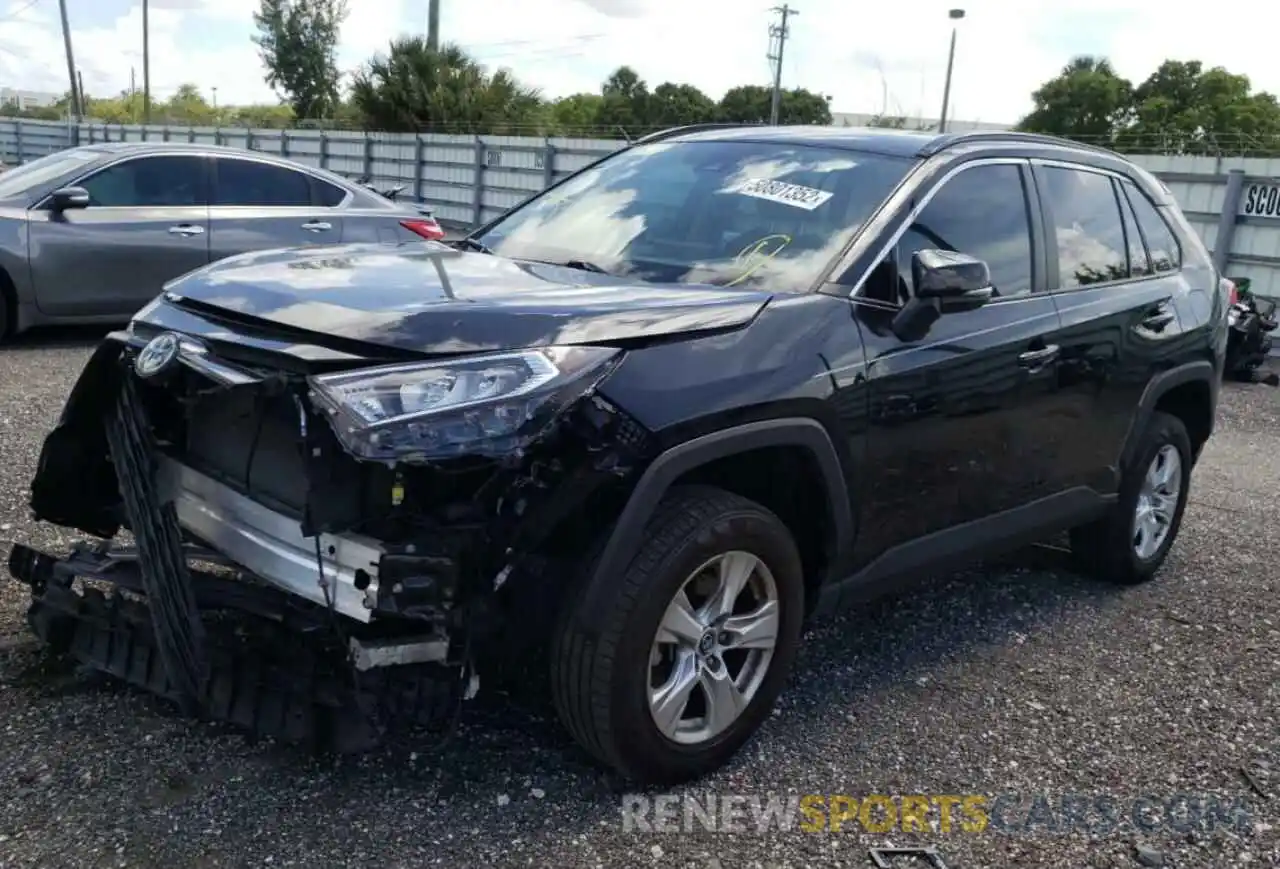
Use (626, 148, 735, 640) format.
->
(160, 242, 773, 355)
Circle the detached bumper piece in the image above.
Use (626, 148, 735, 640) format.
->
(103, 372, 208, 710)
(8, 542, 465, 753)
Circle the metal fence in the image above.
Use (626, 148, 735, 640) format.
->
(2, 117, 1280, 299)
(0, 118, 623, 230)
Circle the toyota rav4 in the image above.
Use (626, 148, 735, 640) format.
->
(7, 126, 1226, 784)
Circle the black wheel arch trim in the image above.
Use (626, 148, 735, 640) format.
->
(1120, 359, 1218, 470)
(575, 418, 854, 632)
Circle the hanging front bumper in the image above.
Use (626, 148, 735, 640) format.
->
(157, 457, 383, 623)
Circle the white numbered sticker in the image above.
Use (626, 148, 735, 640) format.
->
(733, 178, 833, 211)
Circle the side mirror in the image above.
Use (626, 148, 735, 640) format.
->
(49, 186, 90, 211)
(889, 249, 994, 342)
(912, 248, 994, 308)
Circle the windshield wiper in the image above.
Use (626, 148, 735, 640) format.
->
(557, 259, 610, 274)
(453, 237, 492, 254)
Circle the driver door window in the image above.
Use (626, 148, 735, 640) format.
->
(898, 163, 1034, 300)
(80, 155, 208, 207)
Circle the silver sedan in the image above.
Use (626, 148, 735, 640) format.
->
(0, 142, 447, 340)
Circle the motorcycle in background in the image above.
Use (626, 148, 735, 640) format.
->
(1224, 276, 1279, 385)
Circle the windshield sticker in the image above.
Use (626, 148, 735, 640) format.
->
(733, 178, 833, 211)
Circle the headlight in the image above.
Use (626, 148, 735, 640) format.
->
(307, 346, 620, 461)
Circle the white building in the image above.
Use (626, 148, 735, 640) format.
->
(0, 88, 60, 111)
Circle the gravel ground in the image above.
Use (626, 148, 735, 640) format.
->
(0, 330, 1277, 869)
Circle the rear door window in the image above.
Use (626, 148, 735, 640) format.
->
(1038, 166, 1128, 288)
(213, 158, 313, 207)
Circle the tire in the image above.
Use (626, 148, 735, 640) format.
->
(0, 283, 11, 343)
(550, 485, 805, 784)
(1069, 410, 1193, 585)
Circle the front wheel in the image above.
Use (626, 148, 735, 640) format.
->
(551, 486, 805, 784)
(1069, 410, 1193, 585)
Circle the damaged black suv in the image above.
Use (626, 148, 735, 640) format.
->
(9, 125, 1226, 784)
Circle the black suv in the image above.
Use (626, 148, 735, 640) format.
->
(9, 126, 1226, 784)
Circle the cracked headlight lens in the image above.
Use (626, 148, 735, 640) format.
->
(307, 346, 620, 461)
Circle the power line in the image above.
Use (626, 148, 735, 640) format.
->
(0, 0, 44, 24)
(767, 4, 796, 125)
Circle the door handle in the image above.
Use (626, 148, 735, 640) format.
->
(301, 221, 332, 232)
(1017, 344, 1060, 369)
(1139, 308, 1176, 331)
(168, 224, 204, 236)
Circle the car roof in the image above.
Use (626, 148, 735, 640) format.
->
(660, 125, 942, 158)
(652, 124, 1122, 163)
(72, 140, 372, 193)
(80, 141, 290, 159)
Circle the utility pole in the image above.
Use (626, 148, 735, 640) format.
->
(767, 4, 796, 126)
(143, 0, 151, 124)
(938, 8, 965, 133)
(426, 0, 440, 51)
(57, 0, 80, 121)
(77, 70, 85, 116)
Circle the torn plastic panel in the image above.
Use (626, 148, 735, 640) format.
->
(305, 346, 622, 463)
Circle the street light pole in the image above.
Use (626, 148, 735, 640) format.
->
(143, 0, 151, 124)
(938, 8, 964, 133)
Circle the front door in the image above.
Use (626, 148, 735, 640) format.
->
(28, 154, 211, 317)
(208, 156, 344, 260)
(848, 158, 1066, 567)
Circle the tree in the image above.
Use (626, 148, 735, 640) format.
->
(253, 0, 349, 121)
(866, 114, 907, 129)
(718, 85, 832, 125)
(1017, 56, 1133, 145)
(548, 93, 604, 133)
(1120, 60, 1280, 154)
(648, 82, 717, 127)
(597, 66, 651, 132)
(350, 38, 544, 133)
(1019, 56, 1280, 155)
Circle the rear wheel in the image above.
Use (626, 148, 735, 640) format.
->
(1069, 411, 1192, 585)
(550, 486, 805, 784)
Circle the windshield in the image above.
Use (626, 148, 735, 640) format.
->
(477, 140, 914, 290)
(0, 147, 103, 200)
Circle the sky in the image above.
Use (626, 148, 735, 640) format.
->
(0, 0, 1277, 125)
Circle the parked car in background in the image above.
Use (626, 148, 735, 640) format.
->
(0, 142, 445, 340)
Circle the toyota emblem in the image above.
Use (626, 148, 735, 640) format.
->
(134, 332, 182, 378)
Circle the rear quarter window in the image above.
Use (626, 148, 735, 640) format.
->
(1121, 180, 1181, 273)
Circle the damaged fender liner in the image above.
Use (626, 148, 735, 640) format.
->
(9, 542, 465, 752)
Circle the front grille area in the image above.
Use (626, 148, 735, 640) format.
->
(183, 386, 311, 515)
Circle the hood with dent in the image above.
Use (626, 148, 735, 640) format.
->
(160, 242, 772, 354)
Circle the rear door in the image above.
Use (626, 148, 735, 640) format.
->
(1031, 162, 1193, 495)
(849, 158, 1067, 566)
(28, 153, 211, 317)
(208, 156, 345, 260)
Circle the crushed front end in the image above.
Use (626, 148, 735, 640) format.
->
(9, 307, 648, 751)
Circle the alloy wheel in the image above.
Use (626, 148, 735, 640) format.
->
(1133, 444, 1182, 560)
(647, 550, 780, 745)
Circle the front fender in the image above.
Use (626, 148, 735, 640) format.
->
(28, 336, 128, 537)
(573, 417, 853, 634)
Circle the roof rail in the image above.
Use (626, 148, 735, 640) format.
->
(917, 130, 1117, 158)
(632, 122, 765, 145)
